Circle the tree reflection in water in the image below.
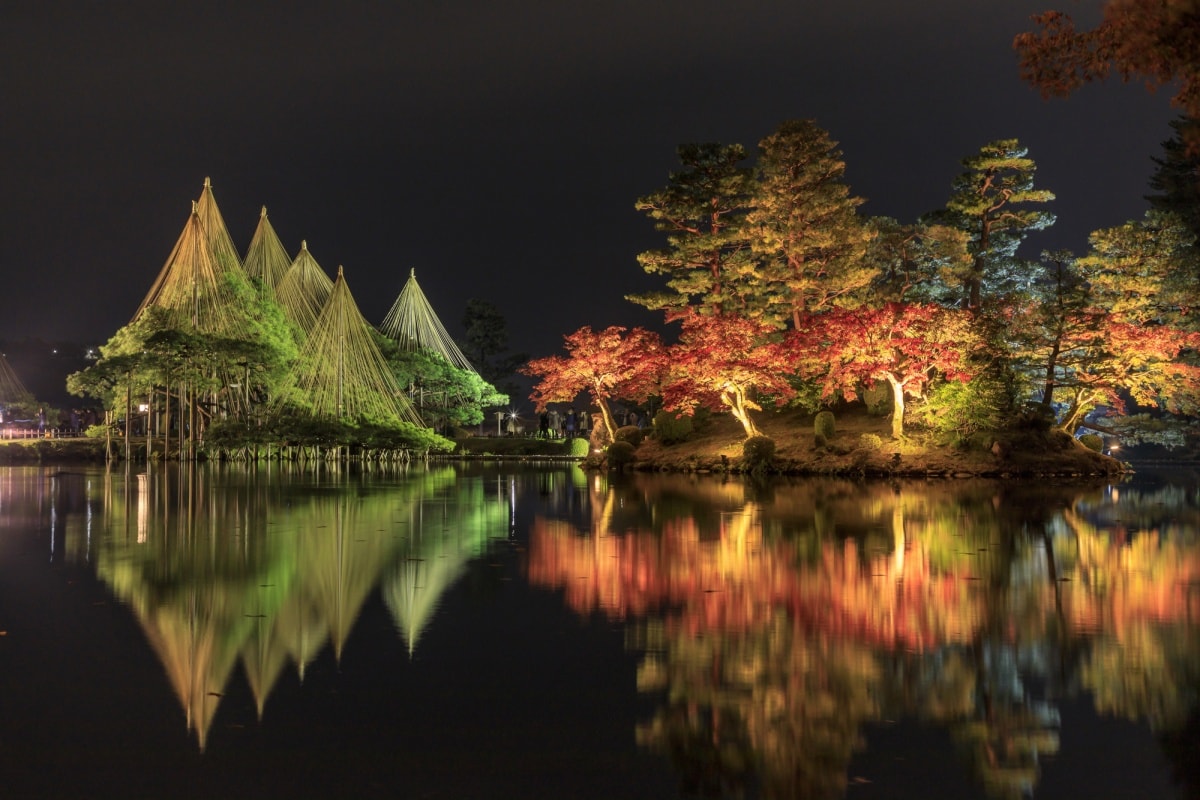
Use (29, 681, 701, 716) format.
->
(526, 473, 1200, 799)
(28, 463, 512, 750)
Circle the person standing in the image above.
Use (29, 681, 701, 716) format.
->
(565, 408, 577, 438)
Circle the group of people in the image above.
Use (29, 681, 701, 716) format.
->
(536, 407, 590, 440)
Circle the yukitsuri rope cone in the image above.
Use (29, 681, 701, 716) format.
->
(242, 206, 291, 298)
(0, 353, 32, 406)
(275, 240, 334, 336)
(134, 202, 245, 336)
(279, 266, 422, 426)
(195, 176, 243, 274)
(380, 269, 476, 372)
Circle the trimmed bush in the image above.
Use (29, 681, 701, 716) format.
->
(742, 435, 775, 470)
(1078, 433, 1104, 452)
(814, 411, 836, 440)
(614, 425, 644, 446)
(567, 437, 590, 457)
(652, 410, 694, 445)
(859, 433, 884, 450)
(606, 440, 636, 468)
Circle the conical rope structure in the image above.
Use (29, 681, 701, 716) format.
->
(0, 354, 32, 406)
(278, 266, 423, 426)
(196, 177, 243, 274)
(242, 206, 291, 297)
(275, 240, 334, 336)
(380, 269, 475, 372)
(133, 203, 247, 336)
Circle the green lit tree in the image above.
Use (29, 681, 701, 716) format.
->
(747, 119, 876, 328)
(925, 139, 1056, 310)
(630, 142, 756, 315)
(1078, 211, 1200, 329)
(866, 216, 972, 304)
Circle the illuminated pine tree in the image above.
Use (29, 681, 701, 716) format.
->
(630, 143, 756, 315)
(747, 119, 876, 328)
(134, 202, 246, 337)
(926, 139, 1055, 309)
(0, 353, 32, 407)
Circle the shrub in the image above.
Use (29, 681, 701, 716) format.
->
(567, 437, 590, 457)
(614, 425, 644, 446)
(813, 432, 829, 450)
(859, 433, 884, 450)
(814, 411, 836, 440)
(652, 410, 694, 445)
(1078, 433, 1104, 452)
(742, 435, 775, 471)
(913, 374, 1014, 437)
(606, 440, 636, 468)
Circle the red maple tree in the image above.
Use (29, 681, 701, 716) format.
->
(660, 309, 796, 439)
(523, 325, 664, 441)
(791, 303, 976, 438)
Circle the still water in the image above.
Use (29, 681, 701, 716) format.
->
(1, 462, 1198, 799)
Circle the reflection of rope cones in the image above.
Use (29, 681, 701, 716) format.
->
(383, 554, 468, 658)
(136, 588, 245, 752)
(382, 486, 512, 656)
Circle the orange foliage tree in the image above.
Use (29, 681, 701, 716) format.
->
(791, 303, 976, 438)
(523, 325, 664, 441)
(660, 309, 796, 439)
(1014, 2, 1200, 144)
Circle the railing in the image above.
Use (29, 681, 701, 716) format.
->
(0, 427, 86, 440)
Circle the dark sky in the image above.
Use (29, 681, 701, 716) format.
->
(0, 1, 1179, 360)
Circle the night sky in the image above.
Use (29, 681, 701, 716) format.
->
(0, 1, 1179, 361)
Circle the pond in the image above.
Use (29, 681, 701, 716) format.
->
(1, 462, 1198, 799)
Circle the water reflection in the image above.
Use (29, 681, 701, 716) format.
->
(0, 464, 512, 751)
(526, 473, 1200, 798)
(3, 466, 1199, 796)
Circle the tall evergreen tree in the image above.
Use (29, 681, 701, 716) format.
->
(630, 143, 756, 315)
(747, 120, 875, 328)
(926, 139, 1055, 310)
(461, 299, 526, 395)
(1077, 210, 1200, 329)
(1147, 117, 1200, 244)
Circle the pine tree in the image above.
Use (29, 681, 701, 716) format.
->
(630, 143, 756, 315)
(926, 139, 1055, 310)
(1147, 117, 1200, 244)
(747, 120, 875, 328)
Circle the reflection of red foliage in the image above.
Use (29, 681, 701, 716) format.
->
(527, 516, 984, 651)
(1062, 531, 1200, 637)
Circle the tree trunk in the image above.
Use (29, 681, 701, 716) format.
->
(887, 374, 905, 439)
(722, 385, 759, 438)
